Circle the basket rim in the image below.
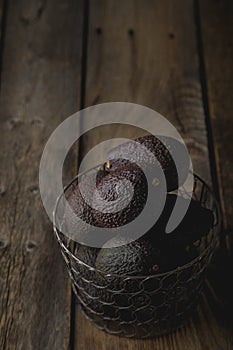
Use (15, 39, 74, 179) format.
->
(53, 166, 222, 280)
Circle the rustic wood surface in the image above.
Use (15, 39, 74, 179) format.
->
(0, 0, 3, 43)
(0, 0, 232, 349)
(81, 0, 211, 182)
(0, 0, 83, 349)
(199, 0, 233, 252)
(74, 1, 233, 349)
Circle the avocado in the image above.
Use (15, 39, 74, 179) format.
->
(94, 234, 198, 278)
(73, 244, 114, 315)
(72, 193, 213, 323)
(103, 134, 190, 192)
(93, 193, 213, 276)
(95, 235, 161, 276)
(145, 194, 214, 249)
(74, 244, 99, 267)
(92, 163, 148, 228)
(72, 244, 100, 286)
(94, 235, 161, 323)
(158, 245, 199, 273)
(65, 171, 105, 242)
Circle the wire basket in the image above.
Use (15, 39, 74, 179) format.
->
(53, 168, 221, 339)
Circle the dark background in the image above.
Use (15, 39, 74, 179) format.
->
(0, 0, 232, 349)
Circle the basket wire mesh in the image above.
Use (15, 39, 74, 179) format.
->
(53, 168, 221, 338)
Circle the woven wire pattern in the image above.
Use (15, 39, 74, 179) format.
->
(54, 170, 221, 338)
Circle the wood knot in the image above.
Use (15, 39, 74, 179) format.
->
(6, 117, 23, 130)
(30, 117, 44, 127)
(168, 33, 175, 39)
(96, 27, 102, 35)
(25, 241, 38, 252)
(0, 240, 9, 249)
(28, 185, 38, 194)
(128, 28, 134, 36)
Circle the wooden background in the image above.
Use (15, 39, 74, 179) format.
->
(0, 0, 233, 349)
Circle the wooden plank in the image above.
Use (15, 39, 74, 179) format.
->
(80, 0, 211, 182)
(0, 0, 5, 74)
(0, 0, 83, 349)
(196, 2, 233, 348)
(75, 294, 233, 350)
(199, 0, 233, 251)
(74, 0, 232, 349)
(0, 0, 4, 41)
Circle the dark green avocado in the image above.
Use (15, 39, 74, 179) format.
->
(74, 244, 99, 267)
(92, 163, 148, 228)
(72, 244, 114, 315)
(145, 194, 214, 249)
(72, 244, 100, 284)
(94, 235, 161, 323)
(94, 234, 197, 277)
(158, 245, 199, 273)
(103, 134, 190, 192)
(95, 235, 161, 276)
(65, 172, 105, 242)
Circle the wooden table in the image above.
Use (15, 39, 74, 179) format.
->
(1, 1, 233, 349)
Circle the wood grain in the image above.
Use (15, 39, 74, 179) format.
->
(75, 293, 233, 350)
(0, 0, 4, 42)
(81, 0, 211, 183)
(197, 2, 233, 347)
(0, 0, 83, 349)
(199, 0, 233, 251)
(74, 0, 232, 349)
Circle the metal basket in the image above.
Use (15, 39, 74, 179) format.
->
(53, 168, 221, 339)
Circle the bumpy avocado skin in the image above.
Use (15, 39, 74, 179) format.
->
(65, 171, 105, 242)
(92, 164, 148, 228)
(73, 244, 114, 315)
(66, 155, 213, 322)
(94, 235, 161, 322)
(74, 244, 99, 266)
(103, 135, 190, 192)
(95, 235, 161, 276)
(72, 194, 213, 322)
